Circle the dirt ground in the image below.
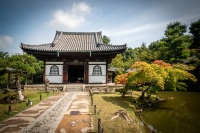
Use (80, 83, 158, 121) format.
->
(55, 114, 92, 133)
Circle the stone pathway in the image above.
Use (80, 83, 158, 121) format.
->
(0, 92, 65, 133)
(55, 92, 92, 133)
(22, 92, 77, 133)
(67, 92, 90, 115)
(0, 92, 91, 133)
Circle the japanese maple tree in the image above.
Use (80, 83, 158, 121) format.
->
(115, 61, 197, 99)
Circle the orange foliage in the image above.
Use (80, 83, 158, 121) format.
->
(153, 60, 171, 67)
(114, 73, 128, 85)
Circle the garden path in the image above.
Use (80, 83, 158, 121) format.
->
(0, 92, 91, 133)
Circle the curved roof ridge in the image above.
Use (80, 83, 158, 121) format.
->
(21, 42, 52, 46)
(52, 31, 63, 46)
(97, 43, 127, 47)
(56, 31, 102, 35)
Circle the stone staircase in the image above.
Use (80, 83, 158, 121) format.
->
(64, 84, 84, 92)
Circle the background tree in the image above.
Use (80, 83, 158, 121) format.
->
(131, 43, 156, 63)
(163, 21, 191, 63)
(0, 52, 10, 85)
(102, 35, 111, 44)
(148, 40, 167, 61)
(0, 51, 9, 58)
(110, 54, 132, 75)
(190, 19, 200, 50)
(0, 51, 9, 71)
(8, 54, 42, 76)
(122, 47, 134, 61)
(189, 19, 200, 89)
(0, 53, 44, 100)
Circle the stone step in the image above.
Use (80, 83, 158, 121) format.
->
(64, 85, 84, 92)
(65, 87, 83, 92)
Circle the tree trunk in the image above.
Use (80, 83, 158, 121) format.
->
(16, 81, 24, 101)
(140, 85, 151, 99)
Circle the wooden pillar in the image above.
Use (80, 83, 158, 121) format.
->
(43, 61, 46, 82)
(106, 62, 108, 92)
(63, 62, 68, 83)
(84, 63, 89, 84)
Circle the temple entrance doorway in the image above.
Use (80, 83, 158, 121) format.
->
(68, 65, 84, 83)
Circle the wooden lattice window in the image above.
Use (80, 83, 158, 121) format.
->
(49, 65, 59, 75)
(92, 65, 102, 75)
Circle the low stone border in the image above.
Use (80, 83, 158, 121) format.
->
(24, 84, 124, 92)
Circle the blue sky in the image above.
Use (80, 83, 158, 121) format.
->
(0, 0, 200, 55)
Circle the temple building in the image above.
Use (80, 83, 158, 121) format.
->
(21, 31, 127, 84)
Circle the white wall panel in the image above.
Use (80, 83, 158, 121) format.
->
(45, 64, 63, 83)
(88, 64, 106, 83)
(89, 65, 106, 75)
(89, 76, 106, 83)
(45, 65, 63, 75)
(45, 76, 63, 83)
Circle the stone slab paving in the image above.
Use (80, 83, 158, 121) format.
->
(55, 92, 92, 133)
(66, 92, 90, 115)
(21, 92, 77, 133)
(0, 92, 91, 133)
(0, 92, 66, 133)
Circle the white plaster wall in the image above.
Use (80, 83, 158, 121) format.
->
(88, 64, 106, 83)
(45, 64, 63, 83)
(45, 76, 63, 83)
(89, 76, 106, 83)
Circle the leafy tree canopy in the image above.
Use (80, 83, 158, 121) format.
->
(115, 61, 197, 98)
(189, 19, 200, 50)
(163, 21, 191, 63)
(110, 54, 133, 75)
(102, 35, 111, 44)
(8, 53, 43, 75)
(0, 52, 9, 71)
(0, 52, 43, 84)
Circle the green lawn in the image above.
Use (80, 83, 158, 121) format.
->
(0, 89, 55, 122)
(90, 92, 147, 133)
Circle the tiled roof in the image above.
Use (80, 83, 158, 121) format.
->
(21, 31, 127, 52)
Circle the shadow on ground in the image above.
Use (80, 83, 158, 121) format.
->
(101, 94, 136, 111)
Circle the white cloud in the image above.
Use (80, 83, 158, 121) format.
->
(99, 22, 169, 47)
(49, 2, 91, 29)
(0, 35, 14, 49)
(102, 22, 167, 37)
